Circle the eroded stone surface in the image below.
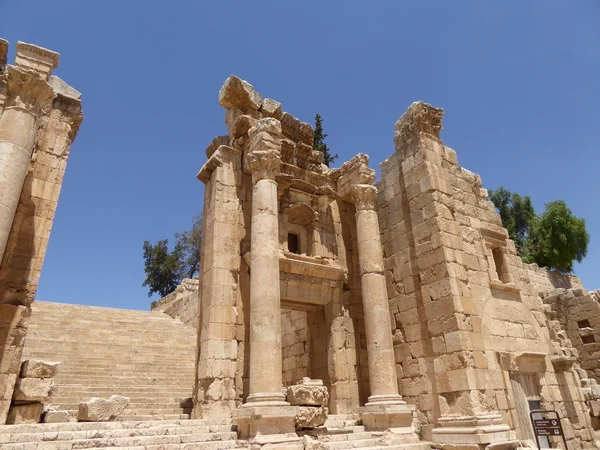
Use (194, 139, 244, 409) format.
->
(20, 360, 60, 379)
(219, 75, 262, 112)
(287, 379, 329, 406)
(6, 402, 43, 424)
(78, 395, 129, 421)
(44, 409, 78, 423)
(295, 405, 328, 429)
(13, 378, 53, 403)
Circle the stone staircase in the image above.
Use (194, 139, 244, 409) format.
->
(21, 301, 197, 421)
(0, 418, 241, 449)
(0, 417, 432, 450)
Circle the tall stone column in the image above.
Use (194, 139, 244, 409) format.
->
(233, 118, 298, 442)
(351, 184, 403, 405)
(350, 184, 418, 439)
(0, 66, 54, 267)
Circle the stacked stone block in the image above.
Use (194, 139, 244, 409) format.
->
(151, 277, 200, 327)
(543, 288, 600, 381)
(7, 359, 58, 424)
(286, 378, 329, 429)
(0, 38, 81, 424)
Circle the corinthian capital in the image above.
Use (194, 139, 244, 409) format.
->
(245, 149, 281, 182)
(350, 184, 378, 211)
(4, 66, 54, 115)
(393, 101, 444, 149)
(244, 118, 282, 182)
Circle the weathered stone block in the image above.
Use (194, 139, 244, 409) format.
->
(13, 378, 53, 403)
(7, 402, 43, 424)
(44, 409, 78, 423)
(219, 75, 262, 112)
(20, 360, 60, 379)
(295, 406, 328, 429)
(286, 378, 329, 406)
(78, 395, 129, 421)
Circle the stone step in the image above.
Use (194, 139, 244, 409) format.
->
(0, 433, 239, 449)
(2, 426, 236, 443)
(22, 301, 198, 419)
(0, 419, 231, 433)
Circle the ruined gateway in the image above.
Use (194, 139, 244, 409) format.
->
(0, 40, 599, 450)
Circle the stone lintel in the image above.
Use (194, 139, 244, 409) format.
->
(394, 101, 444, 150)
(280, 112, 313, 147)
(333, 153, 375, 200)
(0, 38, 8, 67)
(233, 404, 299, 440)
(197, 145, 241, 183)
(48, 75, 81, 101)
(204, 135, 229, 158)
(496, 351, 546, 371)
(15, 41, 59, 80)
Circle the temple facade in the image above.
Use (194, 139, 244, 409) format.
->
(0, 39, 599, 450)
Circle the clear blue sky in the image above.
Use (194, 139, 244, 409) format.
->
(2, 1, 598, 310)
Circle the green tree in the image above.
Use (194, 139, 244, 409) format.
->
(142, 239, 183, 298)
(142, 213, 204, 297)
(313, 114, 338, 167)
(488, 187, 535, 255)
(174, 212, 203, 279)
(527, 201, 589, 273)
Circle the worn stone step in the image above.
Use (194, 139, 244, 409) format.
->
(0, 419, 231, 434)
(3, 426, 235, 443)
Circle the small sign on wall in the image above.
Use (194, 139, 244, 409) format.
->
(529, 410, 567, 449)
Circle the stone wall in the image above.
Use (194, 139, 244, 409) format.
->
(376, 101, 596, 448)
(151, 278, 199, 327)
(281, 310, 309, 386)
(0, 40, 81, 425)
(543, 288, 600, 382)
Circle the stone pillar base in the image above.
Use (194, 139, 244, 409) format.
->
(432, 415, 518, 449)
(358, 403, 419, 439)
(233, 404, 299, 440)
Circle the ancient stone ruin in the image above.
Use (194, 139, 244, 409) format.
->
(0, 39, 599, 449)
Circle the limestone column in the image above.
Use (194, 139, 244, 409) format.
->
(351, 184, 404, 406)
(244, 119, 287, 406)
(0, 66, 54, 266)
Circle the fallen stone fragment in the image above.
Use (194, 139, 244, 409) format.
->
(20, 360, 60, 379)
(287, 378, 329, 406)
(13, 378, 53, 403)
(78, 395, 129, 421)
(295, 406, 328, 429)
(7, 403, 43, 424)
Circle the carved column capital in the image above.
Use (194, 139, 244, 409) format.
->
(4, 66, 54, 115)
(245, 150, 281, 182)
(393, 101, 444, 149)
(350, 184, 378, 211)
(245, 118, 282, 183)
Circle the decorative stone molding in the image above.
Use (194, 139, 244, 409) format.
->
(393, 101, 444, 149)
(333, 153, 376, 199)
(245, 150, 281, 182)
(15, 42, 59, 80)
(350, 184, 378, 211)
(244, 118, 282, 182)
(197, 145, 241, 183)
(4, 66, 54, 114)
